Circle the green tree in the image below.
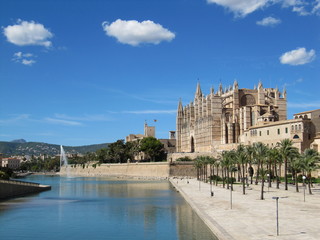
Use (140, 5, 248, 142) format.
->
(235, 145, 248, 195)
(139, 137, 165, 162)
(277, 139, 297, 190)
(252, 142, 268, 199)
(301, 149, 320, 194)
(125, 140, 140, 162)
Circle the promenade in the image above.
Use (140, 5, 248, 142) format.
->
(170, 178, 320, 240)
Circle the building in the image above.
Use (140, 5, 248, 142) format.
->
(175, 81, 319, 157)
(1, 158, 21, 169)
(126, 122, 176, 161)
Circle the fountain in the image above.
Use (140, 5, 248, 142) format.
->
(60, 145, 70, 177)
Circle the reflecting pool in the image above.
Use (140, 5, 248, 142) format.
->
(0, 175, 217, 240)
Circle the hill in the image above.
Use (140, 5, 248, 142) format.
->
(0, 141, 109, 157)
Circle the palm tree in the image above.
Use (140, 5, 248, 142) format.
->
(220, 151, 232, 189)
(245, 145, 254, 184)
(253, 142, 268, 186)
(301, 149, 320, 194)
(277, 139, 297, 190)
(267, 147, 282, 189)
(290, 153, 302, 192)
(236, 144, 248, 194)
(194, 157, 203, 181)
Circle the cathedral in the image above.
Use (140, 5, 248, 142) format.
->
(176, 81, 288, 153)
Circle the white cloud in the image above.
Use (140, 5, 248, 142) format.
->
(21, 59, 36, 66)
(122, 110, 176, 114)
(280, 47, 316, 65)
(0, 114, 30, 125)
(282, 0, 320, 16)
(54, 113, 112, 122)
(3, 19, 53, 47)
(256, 16, 281, 26)
(102, 19, 175, 46)
(12, 51, 36, 66)
(207, 0, 270, 17)
(207, 0, 320, 17)
(44, 118, 82, 126)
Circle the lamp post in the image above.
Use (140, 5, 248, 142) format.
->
(302, 175, 306, 202)
(230, 185, 233, 209)
(210, 177, 213, 197)
(267, 174, 270, 193)
(272, 197, 280, 236)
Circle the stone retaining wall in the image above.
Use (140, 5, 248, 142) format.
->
(0, 180, 51, 200)
(59, 162, 197, 178)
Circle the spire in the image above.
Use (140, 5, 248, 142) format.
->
(195, 82, 202, 98)
(233, 80, 238, 90)
(178, 98, 183, 112)
(210, 86, 214, 95)
(258, 80, 263, 89)
(283, 86, 287, 98)
(219, 83, 223, 95)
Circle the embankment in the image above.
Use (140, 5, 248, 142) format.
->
(0, 179, 51, 200)
(60, 162, 197, 178)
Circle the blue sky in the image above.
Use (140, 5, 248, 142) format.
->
(1, 0, 319, 146)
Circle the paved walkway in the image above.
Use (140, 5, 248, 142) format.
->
(170, 178, 320, 240)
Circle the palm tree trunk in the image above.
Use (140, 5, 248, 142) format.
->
(242, 165, 245, 195)
(227, 169, 230, 189)
(284, 158, 288, 190)
(308, 175, 312, 194)
(261, 177, 264, 200)
(255, 162, 260, 185)
(222, 168, 225, 188)
(295, 172, 299, 192)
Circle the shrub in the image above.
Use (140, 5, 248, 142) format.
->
(224, 177, 236, 184)
(209, 175, 222, 181)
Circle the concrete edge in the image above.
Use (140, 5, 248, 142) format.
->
(169, 179, 235, 240)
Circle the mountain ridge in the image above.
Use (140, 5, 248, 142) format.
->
(0, 141, 110, 157)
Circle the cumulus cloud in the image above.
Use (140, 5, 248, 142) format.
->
(102, 19, 175, 46)
(12, 51, 36, 66)
(256, 16, 281, 26)
(280, 47, 316, 65)
(3, 19, 53, 47)
(207, 0, 270, 17)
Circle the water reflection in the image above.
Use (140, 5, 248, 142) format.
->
(0, 176, 217, 240)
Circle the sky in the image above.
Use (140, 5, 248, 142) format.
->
(1, 0, 319, 146)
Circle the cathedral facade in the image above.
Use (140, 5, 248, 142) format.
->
(176, 81, 287, 153)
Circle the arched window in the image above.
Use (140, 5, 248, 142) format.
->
(293, 134, 300, 139)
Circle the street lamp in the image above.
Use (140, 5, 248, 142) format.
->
(230, 185, 233, 209)
(267, 174, 270, 193)
(272, 197, 280, 236)
(302, 175, 306, 202)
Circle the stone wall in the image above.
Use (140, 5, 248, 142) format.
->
(0, 180, 51, 200)
(169, 162, 197, 177)
(60, 162, 198, 178)
(60, 162, 170, 178)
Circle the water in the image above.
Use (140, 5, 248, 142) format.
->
(0, 176, 218, 240)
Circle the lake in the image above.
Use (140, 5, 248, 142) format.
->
(0, 175, 217, 240)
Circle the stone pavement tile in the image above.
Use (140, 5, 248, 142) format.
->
(170, 178, 320, 240)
